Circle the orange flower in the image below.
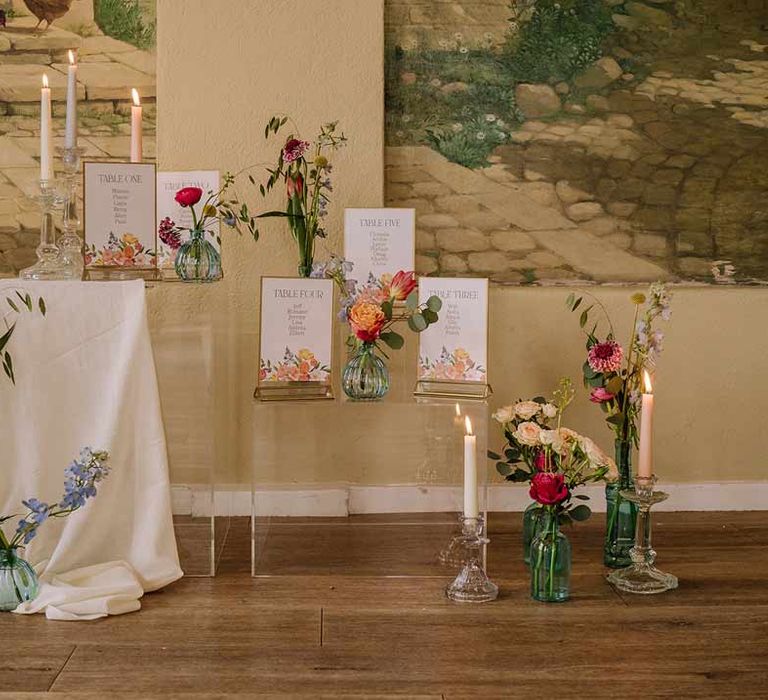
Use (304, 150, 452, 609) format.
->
(349, 300, 386, 342)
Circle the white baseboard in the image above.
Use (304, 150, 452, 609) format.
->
(172, 482, 768, 517)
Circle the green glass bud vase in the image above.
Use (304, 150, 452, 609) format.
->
(530, 510, 571, 603)
(174, 228, 222, 283)
(342, 342, 390, 400)
(0, 548, 39, 612)
(604, 438, 638, 568)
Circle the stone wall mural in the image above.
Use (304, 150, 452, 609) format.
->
(384, 0, 768, 285)
(0, 0, 155, 276)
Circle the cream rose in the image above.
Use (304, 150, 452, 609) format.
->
(514, 400, 541, 420)
(542, 403, 558, 419)
(513, 421, 541, 446)
(492, 405, 514, 424)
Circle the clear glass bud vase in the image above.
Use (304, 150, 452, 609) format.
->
(522, 501, 547, 566)
(0, 548, 39, 612)
(342, 342, 390, 400)
(604, 438, 638, 568)
(530, 511, 571, 603)
(174, 228, 222, 283)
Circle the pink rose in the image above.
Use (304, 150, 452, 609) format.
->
(529, 472, 568, 506)
(590, 387, 616, 403)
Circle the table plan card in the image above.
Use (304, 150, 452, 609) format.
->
(84, 162, 157, 271)
(417, 277, 488, 384)
(344, 208, 415, 292)
(157, 170, 220, 273)
(259, 278, 334, 391)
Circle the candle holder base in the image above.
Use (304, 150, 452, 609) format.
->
(445, 516, 498, 604)
(19, 180, 68, 281)
(606, 476, 678, 596)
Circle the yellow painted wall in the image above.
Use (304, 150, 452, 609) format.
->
(151, 0, 767, 486)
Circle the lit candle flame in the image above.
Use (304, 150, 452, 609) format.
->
(42, 74, 49, 89)
(455, 403, 461, 417)
(131, 88, 140, 106)
(465, 416, 473, 436)
(643, 369, 653, 394)
(68, 49, 75, 65)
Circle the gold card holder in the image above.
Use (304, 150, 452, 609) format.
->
(254, 381, 333, 402)
(414, 379, 493, 400)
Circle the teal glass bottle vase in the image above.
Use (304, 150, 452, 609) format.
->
(604, 438, 638, 568)
(530, 510, 571, 603)
(174, 227, 222, 283)
(342, 342, 390, 400)
(0, 548, 39, 612)
(522, 501, 547, 566)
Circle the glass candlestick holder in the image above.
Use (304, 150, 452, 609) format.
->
(445, 515, 499, 603)
(19, 179, 67, 280)
(56, 146, 85, 280)
(606, 475, 678, 595)
(438, 513, 467, 568)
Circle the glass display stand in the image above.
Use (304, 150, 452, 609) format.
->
(149, 298, 234, 576)
(252, 343, 490, 578)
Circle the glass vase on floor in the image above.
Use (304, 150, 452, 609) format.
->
(530, 511, 571, 603)
(0, 548, 39, 612)
(604, 438, 638, 568)
(342, 342, 390, 400)
(174, 228, 222, 282)
(522, 501, 546, 567)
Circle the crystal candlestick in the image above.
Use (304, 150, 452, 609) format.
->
(445, 515, 498, 603)
(19, 180, 66, 280)
(56, 146, 85, 280)
(438, 513, 467, 568)
(607, 475, 678, 595)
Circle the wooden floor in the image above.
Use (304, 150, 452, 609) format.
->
(1, 512, 767, 699)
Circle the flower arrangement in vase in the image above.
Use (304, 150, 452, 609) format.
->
(338, 270, 442, 400)
(0, 448, 110, 611)
(566, 283, 672, 568)
(159, 176, 257, 283)
(253, 117, 347, 277)
(489, 378, 618, 574)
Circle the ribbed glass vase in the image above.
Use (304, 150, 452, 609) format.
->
(0, 548, 39, 612)
(342, 343, 390, 400)
(522, 501, 547, 566)
(604, 438, 638, 568)
(530, 511, 571, 603)
(174, 228, 222, 283)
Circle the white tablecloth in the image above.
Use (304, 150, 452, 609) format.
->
(0, 280, 182, 620)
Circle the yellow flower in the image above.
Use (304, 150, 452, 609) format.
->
(297, 348, 316, 362)
(314, 155, 328, 168)
(122, 233, 139, 247)
(631, 292, 646, 305)
(454, 348, 470, 362)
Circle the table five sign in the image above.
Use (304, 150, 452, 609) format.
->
(417, 278, 488, 384)
(84, 162, 157, 271)
(258, 278, 334, 386)
(157, 171, 221, 273)
(344, 208, 415, 289)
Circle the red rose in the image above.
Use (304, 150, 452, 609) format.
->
(175, 187, 203, 207)
(590, 387, 615, 403)
(389, 270, 417, 302)
(286, 173, 304, 199)
(529, 472, 568, 506)
(534, 450, 547, 471)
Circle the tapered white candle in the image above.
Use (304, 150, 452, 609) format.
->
(40, 74, 52, 181)
(453, 402, 463, 429)
(130, 88, 142, 163)
(463, 416, 479, 518)
(638, 370, 654, 479)
(64, 50, 77, 149)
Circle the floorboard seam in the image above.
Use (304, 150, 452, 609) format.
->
(47, 644, 77, 692)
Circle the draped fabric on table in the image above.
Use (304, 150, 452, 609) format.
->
(0, 280, 182, 620)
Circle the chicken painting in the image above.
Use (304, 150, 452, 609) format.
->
(22, 0, 74, 31)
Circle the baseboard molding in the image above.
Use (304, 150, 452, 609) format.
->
(172, 481, 768, 517)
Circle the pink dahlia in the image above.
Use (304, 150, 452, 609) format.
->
(588, 340, 623, 374)
(282, 138, 310, 163)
